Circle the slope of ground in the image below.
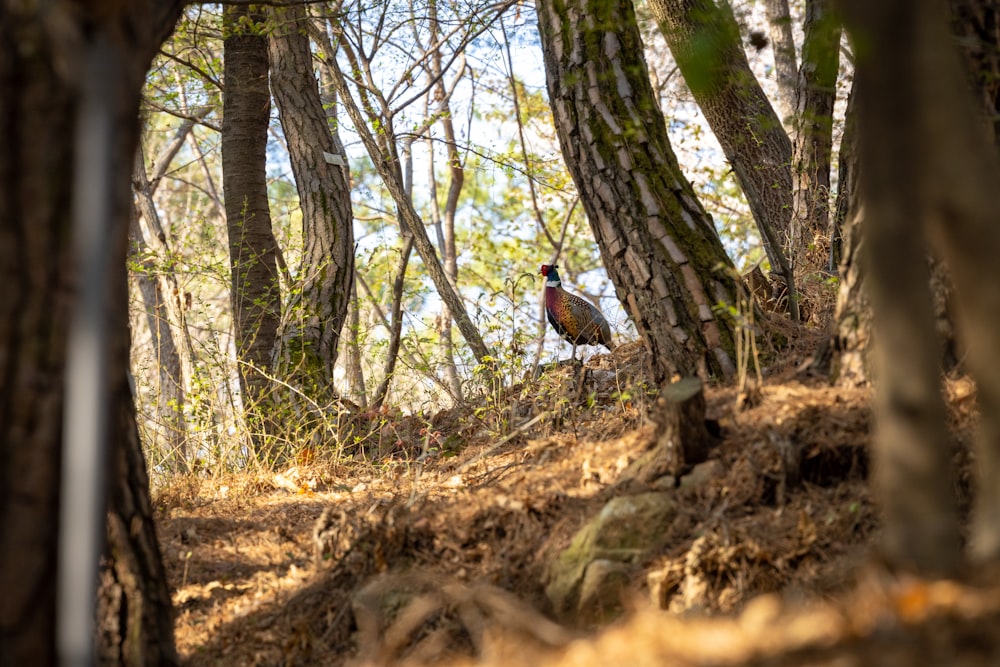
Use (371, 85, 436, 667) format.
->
(154, 342, 982, 666)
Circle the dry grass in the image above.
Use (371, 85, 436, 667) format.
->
(153, 334, 990, 666)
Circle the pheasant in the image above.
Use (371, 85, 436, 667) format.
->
(540, 264, 615, 361)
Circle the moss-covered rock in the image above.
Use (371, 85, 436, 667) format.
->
(544, 492, 677, 621)
(578, 559, 634, 625)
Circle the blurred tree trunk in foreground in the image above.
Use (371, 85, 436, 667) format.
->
(0, 1, 183, 662)
(842, 0, 1000, 574)
(832, 0, 999, 386)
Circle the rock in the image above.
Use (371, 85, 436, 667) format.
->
(679, 459, 724, 490)
(544, 492, 677, 621)
(650, 475, 677, 491)
(578, 559, 633, 624)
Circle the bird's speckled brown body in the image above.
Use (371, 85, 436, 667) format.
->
(540, 264, 615, 360)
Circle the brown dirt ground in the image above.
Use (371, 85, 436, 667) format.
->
(155, 338, 994, 667)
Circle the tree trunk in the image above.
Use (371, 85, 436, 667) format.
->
(371, 135, 417, 411)
(0, 18, 75, 659)
(837, 0, 1000, 575)
(372, 236, 415, 411)
(269, 3, 355, 400)
(97, 379, 178, 665)
(0, 1, 182, 662)
(131, 141, 198, 473)
(426, 140, 464, 401)
(535, 0, 739, 384)
(345, 279, 368, 409)
(951, 0, 1000, 150)
(852, 7, 960, 575)
(833, 0, 997, 388)
(128, 210, 187, 472)
(829, 80, 856, 272)
(222, 4, 281, 454)
(763, 0, 799, 129)
(428, 0, 466, 404)
(828, 85, 870, 387)
(648, 0, 798, 319)
(790, 0, 842, 283)
(427, 152, 464, 403)
(923, 0, 1000, 564)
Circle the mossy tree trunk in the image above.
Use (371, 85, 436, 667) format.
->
(269, 3, 355, 404)
(535, 0, 739, 384)
(791, 0, 842, 280)
(648, 0, 797, 318)
(763, 0, 799, 130)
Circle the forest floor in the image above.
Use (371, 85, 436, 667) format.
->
(153, 334, 1000, 667)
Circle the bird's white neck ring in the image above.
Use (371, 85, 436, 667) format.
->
(545, 279, 561, 288)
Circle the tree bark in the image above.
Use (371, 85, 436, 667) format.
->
(790, 0, 842, 281)
(98, 379, 178, 665)
(222, 5, 281, 453)
(924, 0, 1000, 564)
(855, 22, 959, 575)
(763, 0, 799, 129)
(131, 141, 198, 473)
(269, 3, 355, 401)
(0, 16, 75, 660)
(128, 210, 187, 471)
(648, 0, 798, 320)
(828, 85, 871, 387)
(430, 0, 466, 404)
(833, 0, 998, 388)
(951, 0, 1000, 150)
(837, 0, 1000, 575)
(0, 1, 183, 662)
(536, 0, 739, 384)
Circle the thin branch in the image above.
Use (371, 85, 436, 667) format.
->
(500, 13, 559, 249)
(355, 267, 454, 398)
(390, 0, 517, 113)
(143, 97, 222, 133)
(158, 48, 224, 91)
